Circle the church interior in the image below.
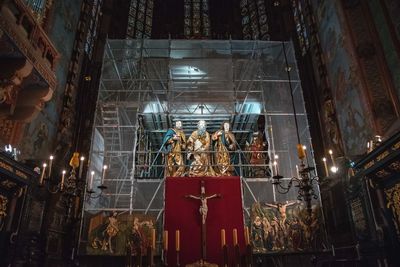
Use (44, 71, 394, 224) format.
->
(0, 0, 400, 266)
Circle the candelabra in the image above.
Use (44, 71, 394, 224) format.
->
(272, 159, 319, 216)
(38, 152, 107, 217)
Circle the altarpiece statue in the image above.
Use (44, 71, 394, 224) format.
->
(211, 122, 237, 176)
(162, 120, 186, 177)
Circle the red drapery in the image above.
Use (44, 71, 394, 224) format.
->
(164, 176, 245, 266)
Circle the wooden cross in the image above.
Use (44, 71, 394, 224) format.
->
(185, 180, 222, 262)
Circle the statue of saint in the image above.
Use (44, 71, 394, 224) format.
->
(212, 122, 236, 176)
(187, 120, 216, 177)
(246, 131, 271, 177)
(162, 120, 186, 177)
(101, 211, 119, 253)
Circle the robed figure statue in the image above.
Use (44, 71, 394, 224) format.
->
(212, 122, 236, 176)
(162, 120, 186, 177)
(187, 120, 217, 177)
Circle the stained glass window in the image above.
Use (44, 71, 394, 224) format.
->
(127, 0, 154, 39)
(292, 0, 309, 56)
(23, 0, 53, 26)
(84, 0, 103, 58)
(240, 0, 269, 40)
(184, 0, 211, 38)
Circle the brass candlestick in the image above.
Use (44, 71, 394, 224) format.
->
(222, 245, 229, 267)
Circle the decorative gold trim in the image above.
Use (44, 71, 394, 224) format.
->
(0, 195, 8, 231)
(385, 183, 400, 236)
(376, 151, 389, 161)
(376, 169, 390, 178)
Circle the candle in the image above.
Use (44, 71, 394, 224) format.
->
(151, 228, 156, 249)
(101, 165, 107, 184)
(40, 163, 47, 185)
(244, 227, 250, 245)
(303, 145, 309, 166)
(175, 230, 180, 251)
(163, 230, 168, 251)
(322, 157, 329, 177)
(61, 170, 66, 190)
(297, 144, 305, 159)
(273, 161, 278, 175)
(233, 228, 238, 246)
(79, 156, 85, 179)
(328, 149, 336, 166)
(295, 164, 300, 178)
(89, 171, 95, 190)
(48, 155, 54, 178)
(221, 229, 226, 248)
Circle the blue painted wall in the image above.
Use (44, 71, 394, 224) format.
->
(19, 0, 82, 160)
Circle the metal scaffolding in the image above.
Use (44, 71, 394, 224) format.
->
(83, 39, 318, 224)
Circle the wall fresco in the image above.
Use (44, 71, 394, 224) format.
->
(313, 0, 374, 156)
(19, 0, 82, 160)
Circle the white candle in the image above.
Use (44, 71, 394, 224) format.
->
(322, 157, 329, 177)
(101, 165, 108, 184)
(40, 163, 47, 185)
(328, 149, 336, 166)
(79, 156, 85, 179)
(295, 164, 300, 178)
(90, 171, 95, 190)
(61, 170, 66, 190)
(48, 155, 54, 178)
(273, 160, 278, 175)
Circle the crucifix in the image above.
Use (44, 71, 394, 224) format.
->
(185, 180, 221, 264)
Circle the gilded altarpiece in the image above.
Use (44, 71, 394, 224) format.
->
(384, 182, 400, 241)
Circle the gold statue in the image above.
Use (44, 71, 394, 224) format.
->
(212, 122, 236, 176)
(162, 120, 186, 177)
(187, 120, 216, 177)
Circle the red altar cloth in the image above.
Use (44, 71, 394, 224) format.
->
(164, 176, 245, 266)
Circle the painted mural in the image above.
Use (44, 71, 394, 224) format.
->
(86, 212, 156, 256)
(250, 202, 324, 252)
(367, 0, 400, 107)
(19, 0, 82, 160)
(313, 0, 374, 156)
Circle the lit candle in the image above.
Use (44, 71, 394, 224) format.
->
(322, 157, 329, 177)
(151, 228, 156, 249)
(48, 155, 54, 178)
(79, 156, 85, 179)
(303, 145, 309, 166)
(297, 144, 306, 159)
(61, 170, 66, 190)
(163, 230, 168, 251)
(221, 229, 226, 248)
(175, 230, 180, 251)
(40, 163, 47, 185)
(89, 171, 95, 190)
(101, 165, 107, 184)
(273, 161, 278, 176)
(295, 164, 300, 178)
(233, 228, 238, 246)
(244, 227, 250, 245)
(328, 149, 336, 166)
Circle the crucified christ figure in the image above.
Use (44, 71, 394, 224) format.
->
(186, 181, 221, 224)
(265, 200, 297, 225)
(185, 180, 221, 264)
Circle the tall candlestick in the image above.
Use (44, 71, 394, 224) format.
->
(79, 156, 85, 179)
(233, 228, 238, 246)
(101, 165, 107, 184)
(48, 155, 54, 178)
(175, 230, 180, 251)
(89, 171, 95, 190)
(221, 229, 226, 248)
(163, 230, 168, 251)
(40, 163, 47, 185)
(61, 170, 66, 190)
(322, 157, 329, 177)
(151, 228, 156, 249)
